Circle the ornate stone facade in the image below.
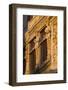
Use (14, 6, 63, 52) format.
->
(23, 15, 57, 74)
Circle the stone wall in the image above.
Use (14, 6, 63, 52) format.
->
(24, 16, 57, 74)
(50, 17, 57, 71)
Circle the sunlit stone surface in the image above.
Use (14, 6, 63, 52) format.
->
(23, 15, 57, 74)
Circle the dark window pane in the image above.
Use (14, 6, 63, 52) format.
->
(30, 50, 36, 73)
(40, 27, 45, 39)
(30, 38, 35, 50)
(41, 39, 47, 63)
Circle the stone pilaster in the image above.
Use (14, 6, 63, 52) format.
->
(35, 32, 41, 68)
(50, 17, 57, 70)
(25, 43, 30, 74)
(45, 26, 51, 60)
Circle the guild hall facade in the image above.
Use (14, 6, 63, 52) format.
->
(23, 15, 57, 74)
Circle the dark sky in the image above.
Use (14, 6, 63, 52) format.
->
(23, 15, 28, 47)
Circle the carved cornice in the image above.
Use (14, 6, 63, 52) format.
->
(25, 16, 56, 44)
(28, 16, 44, 31)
